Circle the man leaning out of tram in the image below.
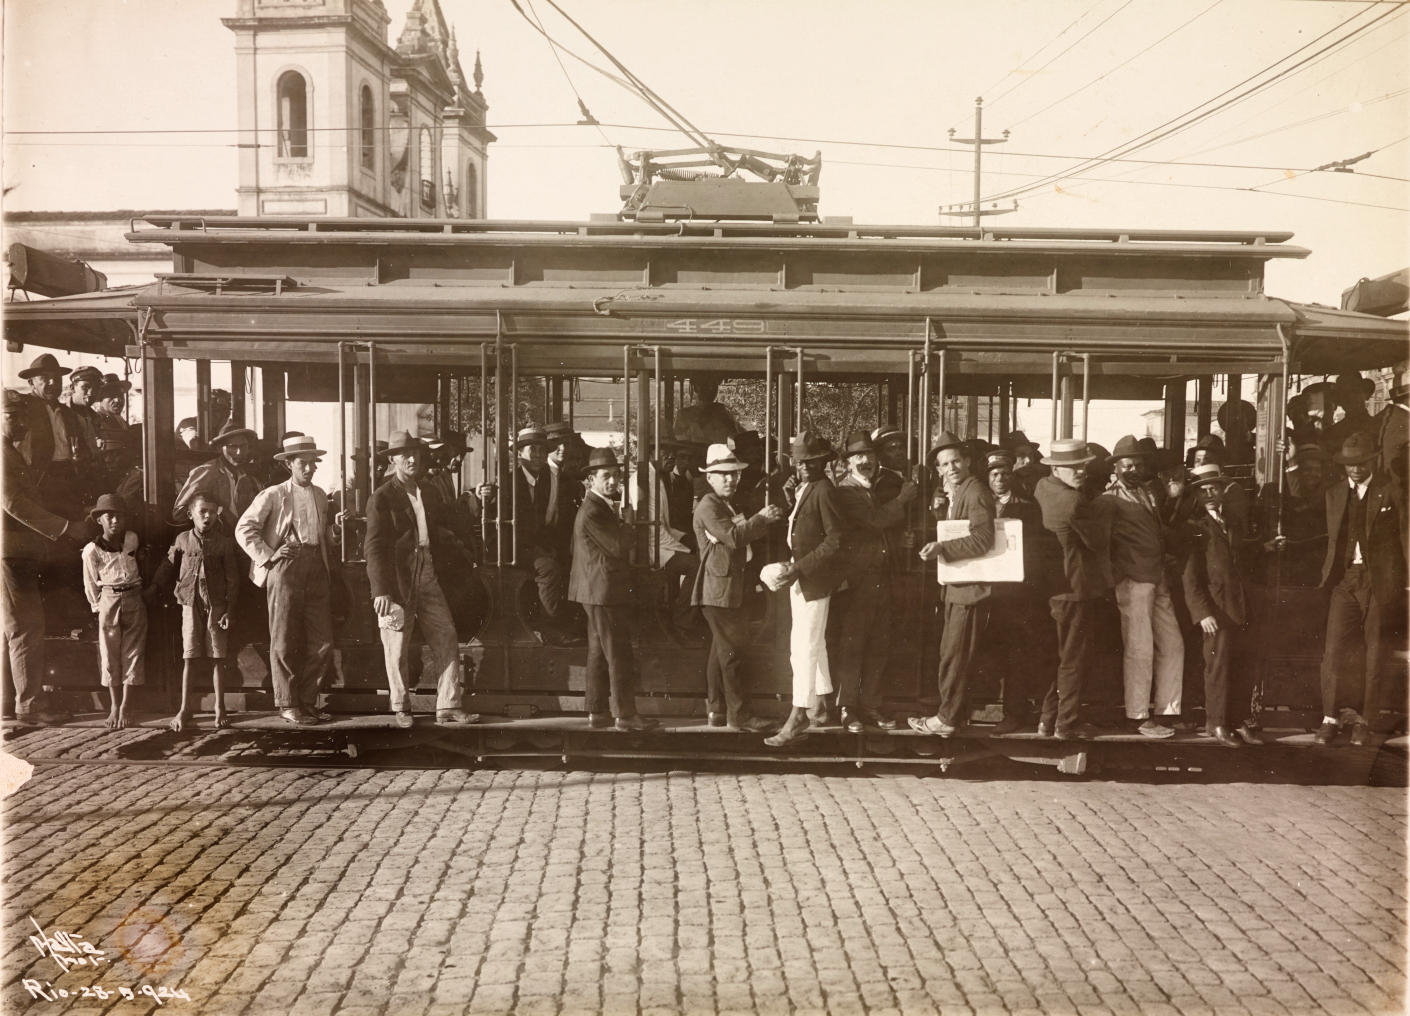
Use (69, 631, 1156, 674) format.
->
(692, 442, 785, 732)
(1033, 440, 1116, 740)
(911, 432, 994, 738)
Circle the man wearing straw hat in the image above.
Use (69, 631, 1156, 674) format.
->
(365, 431, 479, 729)
(692, 443, 785, 731)
(236, 433, 337, 726)
(1033, 439, 1115, 740)
(1300, 431, 1407, 744)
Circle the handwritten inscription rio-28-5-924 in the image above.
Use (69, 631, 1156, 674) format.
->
(24, 918, 190, 1004)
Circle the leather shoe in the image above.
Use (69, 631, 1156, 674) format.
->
(310, 709, 333, 723)
(992, 715, 1027, 735)
(436, 709, 480, 727)
(394, 711, 414, 729)
(615, 714, 659, 732)
(1055, 723, 1097, 741)
(862, 711, 897, 731)
(1207, 725, 1242, 748)
(1313, 720, 1337, 744)
(1350, 721, 1371, 746)
(15, 710, 70, 726)
(1037, 720, 1054, 738)
(280, 708, 317, 726)
(1236, 722, 1264, 746)
(841, 708, 865, 734)
(707, 712, 728, 728)
(588, 713, 613, 728)
(735, 716, 776, 734)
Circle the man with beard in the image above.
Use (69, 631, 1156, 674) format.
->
(830, 431, 918, 733)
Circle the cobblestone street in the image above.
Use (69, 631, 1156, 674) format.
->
(2, 761, 1405, 1016)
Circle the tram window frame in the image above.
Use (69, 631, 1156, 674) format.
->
(275, 69, 311, 162)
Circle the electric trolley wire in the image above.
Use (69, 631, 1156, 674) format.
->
(979, 1, 1407, 204)
(1009, 0, 1227, 128)
(521, 0, 616, 148)
(985, 0, 1141, 111)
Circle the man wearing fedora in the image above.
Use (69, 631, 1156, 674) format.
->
(693, 443, 785, 730)
(1182, 464, 1261, 747)
(765, 432, 846, 747)
(365, 431, 479, 729)
(3, 388, 90, 724)
(1034, 440, 1116, 740)
(16, 353, 91, 516)
(1258, 443, 1334, 587)
(672, 375, 740, 447)
(1326, 373, 1378, 451)
(570, 447, 656, 730)
(1007, 432, 1048, 500)
(1301, 431, 1407, 744)
(175, 420, 263, 525)
(483, 427, 576, 646)
(830, 430, 918, 733)
(912, 432, 995, 736)
(1103, 435, 1182, 738)
(237, 434, 338, 726)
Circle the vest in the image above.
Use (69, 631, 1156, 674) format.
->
(1343, 484, 1368, 568)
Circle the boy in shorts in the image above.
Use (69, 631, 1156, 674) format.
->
(168, 491, 240, 731)
(81, 494, 156, 728)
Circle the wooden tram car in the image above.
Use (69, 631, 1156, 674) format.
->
(7, 214, 1408, 752)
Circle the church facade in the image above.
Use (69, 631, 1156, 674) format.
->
(223, 0, 494, 218)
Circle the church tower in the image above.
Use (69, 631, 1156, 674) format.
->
(224, 0, 494, 218)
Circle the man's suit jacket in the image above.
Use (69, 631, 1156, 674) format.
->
(364, 477, 460, 604)
(568, 491, 632, 606)
(18, 394, 89, 478)
(175, 457, 262, 526)
(2, 443, 69, 562)
(788, 478, 845, 602)
(1320, 474, 1407, 601)
(236, 479, 332, 589)
(832, 475, 908, 584)
(1034, 476, 1115, 602)
(932, 473, 995, 606)
(692, 492, 771, 609)
(1182, 511, 1248, 627)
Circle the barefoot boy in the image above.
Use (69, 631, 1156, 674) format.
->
(168, 491, 241, 731)
(81, 494, 154, 728)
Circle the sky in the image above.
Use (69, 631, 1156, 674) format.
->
(4, 0, 1408, 309)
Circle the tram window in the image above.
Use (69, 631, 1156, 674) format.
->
(360, 85, 375, 171)
(277, 71, 309, 159)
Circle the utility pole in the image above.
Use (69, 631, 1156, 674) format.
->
(941, 97, 1017, 228)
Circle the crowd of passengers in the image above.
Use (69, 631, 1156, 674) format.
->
(3, 360, 1406, 749)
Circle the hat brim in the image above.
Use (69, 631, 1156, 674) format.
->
(515, 438, 551, 448)
(208, 427, 258, 447)
(1333, 448, 1378, 465)
(379, 443, 429, 460)
(18, 365, 71, 379)
(704, 462, 749, 473)
(792, 448, 835, 463)
(1040, 453, 1096, 467)
(275, 449, 327, 461)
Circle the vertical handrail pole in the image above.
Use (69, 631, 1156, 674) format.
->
(1081, 353, 1091, 443)
(765, 346, 774, 508)
(480, 343, 490, 564)
(510, 343, 519, 567)
(495, 344, 505, 567)
(1050, 351, 1061, 445)
(338, 341, 347, 565)
(653, 346, 662, 570)
(906, 349, 916, 464)
(368, 341, 378, 469)
(623, 345, 632, 565)
(919, 329, 933, 559)
(795, 347, 805, 436)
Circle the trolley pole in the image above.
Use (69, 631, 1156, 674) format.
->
(941, 97, 1017, 228)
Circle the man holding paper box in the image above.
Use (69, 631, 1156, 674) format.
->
(911, 432, 995, 736)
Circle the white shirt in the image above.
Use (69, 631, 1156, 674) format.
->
(788, 481, 811, 550)
(1349, 476, 1371, 564)
(406, 485, 431, 547)
(46, 402, 70, 462)
(288, 483, 322, 546)
(82, 531, 141, 609)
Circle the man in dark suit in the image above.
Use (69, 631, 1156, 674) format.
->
(766, 433, 846, 747)
(16, 353, 90, 518)
(1182, 464, 1259, 747)
(984, 450, 1057, 733)
(1303, 432, 1407, 743)
(830, 431, 917, 733)
(365, 431, 478, 729)
(692, 443, 784, 731)
(1033, 440, 1116, 740)
(569, 448, 657, 731)
(912, 432, 995, 736)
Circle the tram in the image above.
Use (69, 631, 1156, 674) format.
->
(5, 210, 1407, 765)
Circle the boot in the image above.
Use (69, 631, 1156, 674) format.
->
(765, 707, 811, 748)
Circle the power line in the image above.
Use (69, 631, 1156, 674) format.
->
(986, 0, 1141, 110)
(1010, 0, 1226, 128)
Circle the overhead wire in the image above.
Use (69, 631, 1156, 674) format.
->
(985, 0, 1141, 110)
(521, 0, 615, 148)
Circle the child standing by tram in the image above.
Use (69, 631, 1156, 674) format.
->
(81, 495, 156, 729)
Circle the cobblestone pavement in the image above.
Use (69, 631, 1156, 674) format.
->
(2, 762, 1405, 1016)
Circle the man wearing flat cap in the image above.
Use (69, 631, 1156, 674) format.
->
(911, 432, 995, 736)
(365, 431, 478, 729)
(570, 447, 657, 731)
(1033, 440, 1116, 740)
(692, 443, 785, 731)
(16, 353, 91, 516)
(1102, 435, 1183, 738)
(829, 430, 918, 733)
(237, 434, 338, 726)
(1298, 431, 1407, 744)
